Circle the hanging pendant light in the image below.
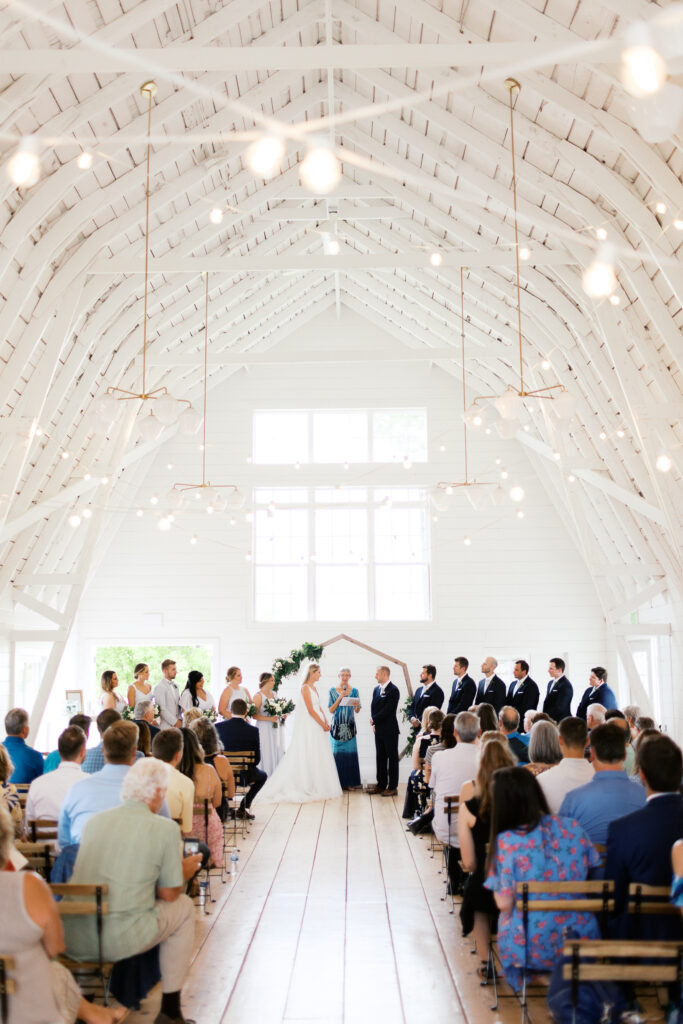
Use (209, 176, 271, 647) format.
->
(169, 272, 241, 512)
(98, 81, 194, 434)
(470, 80, 576, 423)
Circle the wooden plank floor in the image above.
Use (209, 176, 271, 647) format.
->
(127, 791, 553, 1024)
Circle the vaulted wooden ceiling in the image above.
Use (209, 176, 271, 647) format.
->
(0, 0, 681, 715)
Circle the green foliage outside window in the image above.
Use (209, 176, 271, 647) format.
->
(94, 644, 213, 699)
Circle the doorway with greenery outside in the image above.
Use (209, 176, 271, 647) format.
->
(94, 644, 214, 705)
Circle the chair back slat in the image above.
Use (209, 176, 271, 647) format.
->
(28, 819, 59, 842)
(628, 882, 678, 916)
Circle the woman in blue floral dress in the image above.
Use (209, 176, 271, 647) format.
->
(484, 766, 601, 992)
(328, 668, 362, 789)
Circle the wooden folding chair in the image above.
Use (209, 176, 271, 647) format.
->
(15, 840, 54, 881)
(0, 956, 14, 1024)
(50, 883, 113, 1002)
(439, 795, 460, 911)
(13, 783, 29, 809)
(27, 819, 59, 843)
(516, 879, 615, 1022)
(562, 938, 683, 1021)
(628, 883, 679, 927)
(224, 751, 255, 839)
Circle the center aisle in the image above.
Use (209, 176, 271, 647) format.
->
(128, 791, 552, 1024)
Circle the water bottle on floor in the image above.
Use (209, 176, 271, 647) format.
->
(230, 851, 239, 878)
(199, 879, 209, 910)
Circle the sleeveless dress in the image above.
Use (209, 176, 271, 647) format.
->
(255, 685, 343, 804)
(220, 686, 250, 717)
(180, 689, 216, 713)
(0, 872, 62, 1024)
(101, 690, 127, 713)
(130, 682, 153, 707)
(255, 693, 285, 777)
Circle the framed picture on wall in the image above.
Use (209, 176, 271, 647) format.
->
(65, 690, 83, 716)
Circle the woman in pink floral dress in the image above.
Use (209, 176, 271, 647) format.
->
(485, 766, 601, 991)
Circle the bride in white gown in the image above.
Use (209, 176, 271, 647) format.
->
(255, 663, 343, 804)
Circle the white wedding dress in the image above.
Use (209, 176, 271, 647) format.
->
(255, 684, 342, 804)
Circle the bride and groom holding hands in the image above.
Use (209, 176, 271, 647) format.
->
(256, 663, 400, 804)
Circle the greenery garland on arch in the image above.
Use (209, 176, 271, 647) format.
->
(272, 641, 323, 692)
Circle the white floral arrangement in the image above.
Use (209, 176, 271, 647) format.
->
(202, 707, 217, 722)
(263, 697, 296, 728)
(122, 701, 161, 722)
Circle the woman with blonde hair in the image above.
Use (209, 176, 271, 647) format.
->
(99, 670, 126, 713)
(127, 662, 152, 708)
(255, 663, 342, 804)
(218, 666, 252, 719)
(458, 738, 517, 973)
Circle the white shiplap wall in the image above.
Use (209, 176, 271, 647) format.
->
(70, 311, 608, 774)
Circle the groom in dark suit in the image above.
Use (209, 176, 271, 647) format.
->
(542, 657, 573, 722)
(369, 666, 400, 796)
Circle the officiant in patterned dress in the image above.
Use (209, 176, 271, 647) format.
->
(328, 668, 362, 790)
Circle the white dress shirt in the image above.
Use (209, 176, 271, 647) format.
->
(538, 757, 594, 814)
(430, 742, 480, 844)
(25, 760, 86, 824)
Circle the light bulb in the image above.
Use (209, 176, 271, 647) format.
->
(509, 485, 525, 502)
(81, 508, 92, 519)
(227, 489, 245, 510)
(300, 144, 341, 194)
(616, 429, 625, 438)
(674, 219, 683, 231)
(326, 238, 340, 256)
(599, 431, 607, 440)
(138, 411, 164, 442)
(84, 473, 91, 481)
(621, 25, 667, 97)
(245, 510, 254, 523)
(609, 294, 621, 305)
(68, 513, 81, 528)
(206, 505, 214, 515)
(445, 485, 454, 496)
(523, 424, 530, 432)
(656, 453, 672, 473)
(158, 516, 172, 531)
(136, 508, 144, 517)
(516, 509, 525, 519)
(463, 536, 471, 546)
(429, 252, 443, 267)
(7, 138, 41, 187)
(178, 406, 203, 436)
(190, 534, 198, 545)
(519, 247, 530, 260)
(463, 404, 483, 428)
(166, 488, 183, 509)
(553, 390, 577, 420)
(432, 514, 438, 522)
(61, 450, 70, 460)
(229, 517, 236, 526)
(150, 494, 159, 505)
(96, 392, 119, 422)
(582, 244, 617, 298)
(655, 202, 667, 214)
(495, 388, 523, 421)
(500, 470, 509, 480)
(209, 207, 224, 224)
(439, 444, 446, 452)
(541, 359, 551, 370)
(167, 463, 173, 470)
(567, 474, 576, 483)
(596, 228, 608, 241)
(552, 451, 561, 461)
(246, 134, 285, 177)
(77, 151, 93, 170)
(100, 476, 109, 485)
(154, 394, 180, 426)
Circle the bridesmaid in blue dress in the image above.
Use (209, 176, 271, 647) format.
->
(328, 668, 362, 789)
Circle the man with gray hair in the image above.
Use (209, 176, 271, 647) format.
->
(135, 700, 160, 741)
(587, 704, 606, 731)
(430, 712, 480, 895)
(3, 707, 44, 783)
(65, 757, 202, 1024)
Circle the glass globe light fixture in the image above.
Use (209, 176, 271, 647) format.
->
(300, 143, 341, 194)
(154, 394, 181, 426)
(178, 406, 203, 436)
(621, 23, 667, 97)
(582, 244, 617, 298)
(495, 387, 524, 421)
(7, 138, 41, 187)
(96, 392, 120, 423)
(509, 485, 525, 502)
(553, 390, 578, 420)
(246, 135, 285, 178)
(138, 410, 164, 442)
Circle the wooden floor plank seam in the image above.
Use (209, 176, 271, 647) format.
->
(368, 794, 410, 1024)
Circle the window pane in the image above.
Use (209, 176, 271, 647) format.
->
(315, 566, 368, 620)
(254, 488, 308, 505)
(374, 507, 426, 563)
(372, 410, 427, 463)
(315, 509, 367, 564)
(254, 509, 308, 564)
(253, 412, 308, 464)
(255, 567, 308, 621)
(375, 566, 429, 620)
(315, 488, 368, 504)
(373, 487, 425, 504)
(313, 412, 368, 463)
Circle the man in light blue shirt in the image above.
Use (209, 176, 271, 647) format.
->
(559, 722, 646, 852)
(59, 720, 169, 848)
(3, 708, 44, 783)
(81, 708, 122, 774)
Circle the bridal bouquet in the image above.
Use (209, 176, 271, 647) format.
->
(263, 697, 295, 728)
(122, 701, 161, 721)
(246, 702, 258, 719)
(202, 707, 217, 722)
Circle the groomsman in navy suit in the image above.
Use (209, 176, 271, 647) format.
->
(542, 657, 574, 722)
(576, 667, 617, 721)
(408, 664, 444, 734)
(474, 657, 506, 714)
(369, 666, 400, 796)
(506, 660, 539, 727)
(446, 657, 476, 716)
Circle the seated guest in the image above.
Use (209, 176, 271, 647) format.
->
(632, 726, 659, 785)
(183, 708, 202, 726)
(0, 805, 126, 1024)
(152, 729, 195, 834)
(403, 708, 443, 820)
(59, 721, 169, 849)
(458, 739, 516, 972)
(82, 708, 122, 774)
(135, 700, 160, 742)
(216, 698, 267, 819)
(407, 714, 456, 835)
(576, 666, 617, 720)
(523, 710, 553, 735)
(634, 714, 656, 736)
(525, 720, 562, 776)
(672, 840, 683, 913)
(538, 717, 593, 813)
(484, 767, 600, 993)
(622, 704, 640, 740)
(0, 745, 23, 838)
(606, 733, 683, 939)
(604, 709, 635, 775)
(178, 727, 223, 867)
(586, 704, 606, 731)
(44, 714, 91, 773)
(559, 723, 646, 851)
(2, 707, 43, 783)
(137, 721, 152, 757)
(474, 703, 498, 735)
(189, 717, 236, 806)
(499, 706, 528, 764)
(431, 712, 480, 891)
(25, 726, 87, 825)
(64, 758, 202, 1024)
